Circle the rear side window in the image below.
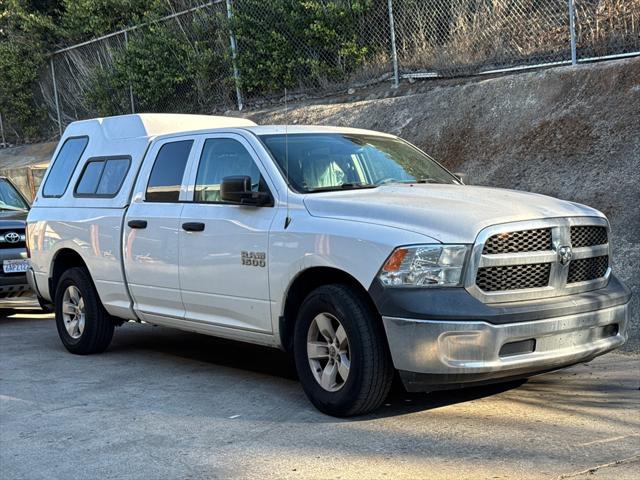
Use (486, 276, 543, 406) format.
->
(145, 140, 193, 202)
(43, 137, 89, 197)
(75, 157, 131, 197)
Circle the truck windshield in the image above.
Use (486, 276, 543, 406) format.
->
(260, 133, 457, 193)
(0, 179, 29, 211)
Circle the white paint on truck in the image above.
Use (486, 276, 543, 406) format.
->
(26, 114, 630, 416)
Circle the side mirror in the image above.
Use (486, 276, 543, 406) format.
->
(220, 175, 272, 206)
(454, 172, 469, 185)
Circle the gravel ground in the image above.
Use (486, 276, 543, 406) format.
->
(1, 311, 639, 480)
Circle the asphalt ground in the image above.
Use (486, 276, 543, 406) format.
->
(1, 311, 638, 480)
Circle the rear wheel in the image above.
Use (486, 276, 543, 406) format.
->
(293, 284, 394, 417)
(55, 267, 114, 354)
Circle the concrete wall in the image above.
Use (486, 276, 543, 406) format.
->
(0, 142, 55, 200)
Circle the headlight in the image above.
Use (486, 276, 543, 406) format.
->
(378, 245, 469, 287)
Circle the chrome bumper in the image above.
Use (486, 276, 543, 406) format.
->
(382, 301, 629, 390)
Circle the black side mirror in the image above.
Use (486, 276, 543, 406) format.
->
(220, 176, 272, 206)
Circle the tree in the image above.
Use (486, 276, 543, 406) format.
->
(59, 0, 165, 42)
(0, 0, 56, 142)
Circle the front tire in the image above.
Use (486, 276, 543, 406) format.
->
(55, 267, 114, 354)
(293, 284, 394, 417)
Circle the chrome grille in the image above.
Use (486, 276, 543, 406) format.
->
(570, 226, 607, 248)
(467, 217, 610, 303)
(482, 228, 552, 254)
(567, 256, 609, 283)
(476, 263, 551, 292)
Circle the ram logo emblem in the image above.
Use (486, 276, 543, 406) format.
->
(557, 245, 573, 266)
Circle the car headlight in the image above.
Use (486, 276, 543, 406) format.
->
(378, 245, 469, 287)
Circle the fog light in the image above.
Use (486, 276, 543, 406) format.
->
(499, 339, 536, 357)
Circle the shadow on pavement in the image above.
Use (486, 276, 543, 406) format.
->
(5, 313, 633, 422)
(107, 322, 530, 419)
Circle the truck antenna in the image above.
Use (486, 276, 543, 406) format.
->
(284, 88, 291, 229)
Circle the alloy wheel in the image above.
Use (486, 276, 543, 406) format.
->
(62, 285, 85, 339)
(307, 312, 351, 392)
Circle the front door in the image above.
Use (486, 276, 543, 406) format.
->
(179, 134, 277, 333)
(124, 138, 194, 321)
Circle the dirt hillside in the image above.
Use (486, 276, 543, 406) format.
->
(248, 57, 640, 351)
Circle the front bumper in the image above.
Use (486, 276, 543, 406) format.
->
(0, 271, 32, 305)
(0, 247, 32, 303)
(378, 276, 631, 392)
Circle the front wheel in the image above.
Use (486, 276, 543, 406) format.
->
(55, 267, 114, 354)
(293, 284, 394, 417)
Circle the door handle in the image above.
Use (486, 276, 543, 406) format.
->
(182, 222, 205, 232)
(127, 219, 147, 229)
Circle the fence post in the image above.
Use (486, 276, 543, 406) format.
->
(0, 113, 6, 147)
(226, 0, 244, 111)
(568, 0, 577, 65)
(124, 30, 136, 113)
(387, 0, 400, 88)
(50, 58, 63, 136)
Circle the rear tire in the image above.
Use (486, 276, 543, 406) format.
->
(293, 284, 394, 417)
(55, 267, 114, 354)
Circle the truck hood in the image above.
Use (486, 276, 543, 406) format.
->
(302, 184, 604, 244)
(0, 210, 28, 226)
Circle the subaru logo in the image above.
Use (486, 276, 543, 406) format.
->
(4, 232, 20, 244)
(557, 245, 573, 266)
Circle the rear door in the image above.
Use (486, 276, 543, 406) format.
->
(179, 133, 278, 333)
(124, 137, 195, 321)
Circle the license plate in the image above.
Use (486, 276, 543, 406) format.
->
(3, 259, 30, 274)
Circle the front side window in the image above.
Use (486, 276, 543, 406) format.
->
(260, 133, 457, 193)
(146, 140, 194, 203)
(194, 138, 263, 203)
(43, 136, 89, 197)
(75, 157, 131, 197)
(0, 179, 29, 211)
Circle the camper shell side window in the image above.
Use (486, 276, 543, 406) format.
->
(42, 136, 89, 198)
(74, 156, 132, 198)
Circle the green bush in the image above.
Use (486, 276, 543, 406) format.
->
(59, 0, 165, 42)
(233, 0, 376, 96)
(0, 0, 56, 142)
(85, 13, 233, 115)
(1, 0, 380, 141)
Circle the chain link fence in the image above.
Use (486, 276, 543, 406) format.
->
(394, 0, 574, 76)
(38, 1, 235, 138)
(1, 0, 638, 146)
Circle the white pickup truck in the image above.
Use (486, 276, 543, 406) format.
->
(27, 114, 631, 416)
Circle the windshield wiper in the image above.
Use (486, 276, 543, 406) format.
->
(306, 183, 378, 193)
(394, 178, 442, 184)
